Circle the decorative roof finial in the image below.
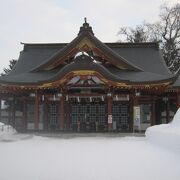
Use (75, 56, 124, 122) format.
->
(78, 17, 94, 36)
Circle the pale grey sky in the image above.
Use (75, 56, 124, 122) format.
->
(0, 0, 179, 73)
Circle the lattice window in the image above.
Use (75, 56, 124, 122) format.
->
(97, 105, 106, 125)
(27, 103, 35, 123)
(49, 103, 59, 128)
(113, 103, 129, 130)
(71, 104, 79, 125)
(70, 103, 107, 129)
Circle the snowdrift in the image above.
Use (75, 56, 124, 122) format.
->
(0, 122, 16, 139)
(145, 108, 180, 152)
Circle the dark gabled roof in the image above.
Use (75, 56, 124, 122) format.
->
(0, 54, 175, 86)
(9, 42, 170, 75)
(171, 77, 180, 88)
(170, 67, 180, 88)
(111, 45, 171, 76)
(9, 44, 61, 75)
(29, 22, 142, 72)
(0, 21, 174, 86)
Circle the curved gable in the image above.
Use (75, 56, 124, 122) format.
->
(30, 22, 142, 72)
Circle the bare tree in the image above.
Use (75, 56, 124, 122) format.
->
(118, 3, 180, 73)
(159, 4, 180, 73)
(118, 25, 149, 43)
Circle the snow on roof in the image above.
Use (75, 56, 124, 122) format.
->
(74, 51, 89, 59)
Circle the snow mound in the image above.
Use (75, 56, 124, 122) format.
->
(145, 108, 180, 152)
(0, 122, 17, 140)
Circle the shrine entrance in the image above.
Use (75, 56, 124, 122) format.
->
(112, 102, 129, 131)
(70, 97, 107, 132)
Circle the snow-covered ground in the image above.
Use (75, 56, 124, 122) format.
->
(0, 135, 180, 180)
(0, 109, 180, 180)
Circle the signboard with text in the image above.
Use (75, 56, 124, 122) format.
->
(133, 106, 141, 131)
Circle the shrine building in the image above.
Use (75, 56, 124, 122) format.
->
(0, 20, 180, 132)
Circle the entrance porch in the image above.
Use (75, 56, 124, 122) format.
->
(1, 91, 177, 132)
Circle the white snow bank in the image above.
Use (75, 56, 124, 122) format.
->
(145, 108, 180, 151)
(0, 122, 4, 126)
(170, 108, 180, 126)
(0, 122, 17, 140)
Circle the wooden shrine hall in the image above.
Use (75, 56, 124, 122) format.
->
(0, 19, 180, 132)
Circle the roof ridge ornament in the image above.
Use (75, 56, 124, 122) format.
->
(78, 17, 94, 36)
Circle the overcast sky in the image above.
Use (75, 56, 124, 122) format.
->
(0, 0, 179, 73)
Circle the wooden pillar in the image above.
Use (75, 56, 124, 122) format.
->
(129, 94, 134, 132)
(134, 95, 139, 106)
(151, 96, 156, 126)
(23, 98, 27, 130)
(166, 97, 170, 123)
(59, 95, 65, 130)
(8, 99, 11, 125)
(34, 92, 40, 130)
(12, 97, 16, 128)
(43, 96, 48, 131)
(107, 94, 112, 131)
(176, 92, 180, 109)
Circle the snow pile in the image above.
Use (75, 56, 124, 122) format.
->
(0, 122, 16, 139)
(145, 108, 180, 151)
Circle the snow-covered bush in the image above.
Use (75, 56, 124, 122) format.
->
(0, 122, 16, 138)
